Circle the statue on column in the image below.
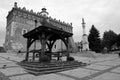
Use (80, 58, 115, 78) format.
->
(81, 18, 89, 51)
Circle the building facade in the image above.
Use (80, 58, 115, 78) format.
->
(4, 2, 77, 52)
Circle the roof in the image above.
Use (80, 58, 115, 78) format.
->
(23, 19, 73, 40)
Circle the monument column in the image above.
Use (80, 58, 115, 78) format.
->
(82, 18, 86, 35)
(81, 18, 89, 51)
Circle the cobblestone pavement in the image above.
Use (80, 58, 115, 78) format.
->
(0, 53, 120, 80)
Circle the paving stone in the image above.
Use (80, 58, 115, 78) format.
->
(10, 73, 74, 80)
(0, 53, 120, 80)
(0, 60, 12, 63)
(85, 64, 111, 70)
(71, 56, 94, 64)
(91, 72, 120, 80)
(111, 67, 120, 74)
(0, 67, 27, 76)
(35, 74, 75, 80)
(0, 63, 18, 68)
(10, 74, 35, 80)
(94, 61, 119, 66)
(59, 68, 98, 78)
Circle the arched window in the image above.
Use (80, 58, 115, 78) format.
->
(22, 29, 27, 35)
(54, 45, 56, 49)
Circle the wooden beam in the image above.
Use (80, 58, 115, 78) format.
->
(41, 32, 46, 55)
(25, 38, 31, 61)
(38, 35, 42, 62)
(66, 37, 70, 58)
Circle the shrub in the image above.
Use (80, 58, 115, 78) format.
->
(67, 57, 75, 61)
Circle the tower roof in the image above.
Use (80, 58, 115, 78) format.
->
(40, 7, 49, 16)
(42, 7, 46, 11)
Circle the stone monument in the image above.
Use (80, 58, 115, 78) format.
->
(81, 18, 89, 51)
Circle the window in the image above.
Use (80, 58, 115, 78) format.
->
(54, 45, 56, 49)
(22, 29, 27, 35)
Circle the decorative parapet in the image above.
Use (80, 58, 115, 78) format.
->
(7, 2, 73, 33)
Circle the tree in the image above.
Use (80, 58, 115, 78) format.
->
(88, 25, 101, 52)
(102, 30, 117, 51)
(117, 34, 120, 48)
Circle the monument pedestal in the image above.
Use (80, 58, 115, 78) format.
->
(82, 34, 89, 51)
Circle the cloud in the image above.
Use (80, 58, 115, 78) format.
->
(0, 0, 120, 45)
(0, 8, 7, 46)
(95, 0, 120, 36)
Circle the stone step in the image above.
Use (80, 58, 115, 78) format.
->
(20, 61, 80, 65)
(19, 61, 87, 75)
(22, 63, 84, 70)
(21, 64, 57, 68)
(20, 61, 84, 68)
(24, 64, 82, 72)
(26, 66, 80, 76)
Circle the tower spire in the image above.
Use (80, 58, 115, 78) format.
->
(40, 7, 49, 16)
(14, 2, 18, 8)
(82, 18, 86, 35)
(82, 18, 85, 24)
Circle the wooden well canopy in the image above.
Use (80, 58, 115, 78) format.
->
(23, 19, 73, 62)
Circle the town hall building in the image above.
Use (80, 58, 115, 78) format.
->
(4, 2, 77, 52)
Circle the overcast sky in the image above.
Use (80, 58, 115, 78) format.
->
(0, 0, 120, 46)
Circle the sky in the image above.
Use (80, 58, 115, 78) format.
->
(0, 0, 120, 46)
